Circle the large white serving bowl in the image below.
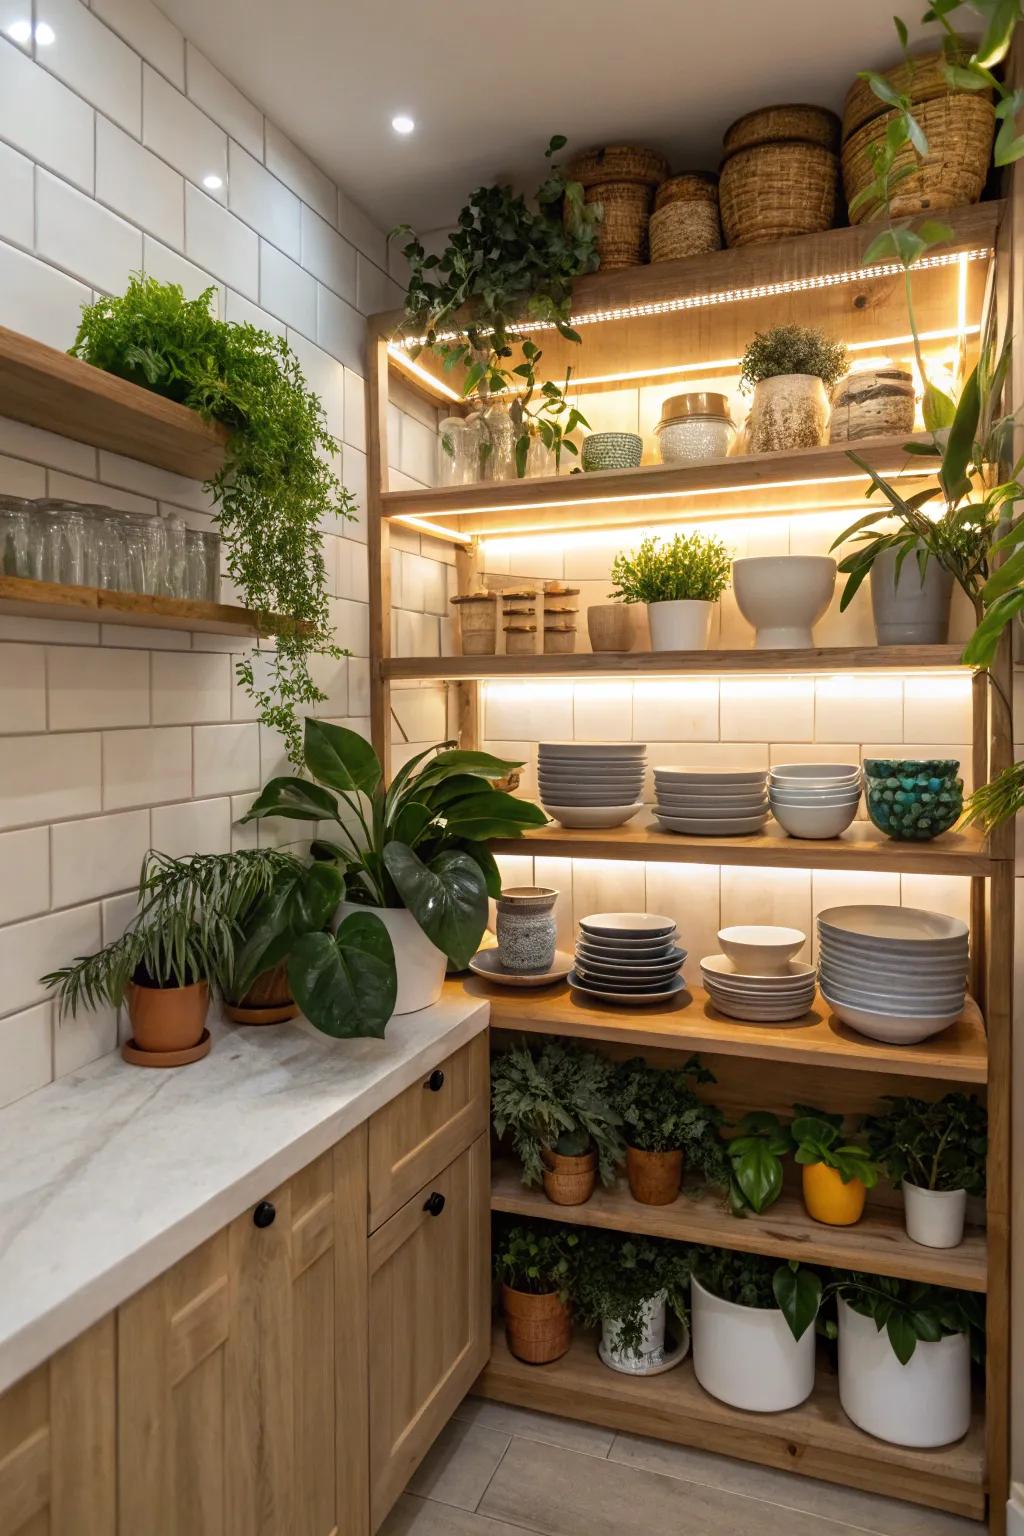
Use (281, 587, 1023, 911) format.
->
(653, 769, 768, 786)
(818, 937, 969, 974)
(772, 803, 860, 839)
(544, 803, 644, 828)
(769, 764, 861, 784)
(655, 812, 769, 835)
(581, 912, 678, 939)
(819, 971, 965, 1008)
(717, 925, 805, 974)
(821, 990, 962, 1044)
(817, 905, 968, 946)
(540, 742, 646, 759)
(733, 555, 837, 648)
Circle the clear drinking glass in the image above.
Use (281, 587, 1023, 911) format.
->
(437, 417, 480, 486)
(88, 508, 129, 591)
(0, 496, 37, 577)
(122, 513, 165, 594)
(33, 500, 88, 586)
(197, 529, 221, 601)
(160, 512, 187, 598)
(183, 529, 207, 599)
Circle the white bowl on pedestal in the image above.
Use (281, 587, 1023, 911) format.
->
(733, 556, 837, 648)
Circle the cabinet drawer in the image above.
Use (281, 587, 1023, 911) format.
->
(367, 1032, 488, 1231)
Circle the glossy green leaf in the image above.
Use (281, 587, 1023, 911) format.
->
(442, 790, 549, 833)
(231, 862, 343, 1000)
(772, 1264, 822, 1341)
(392, 800, 434, 846)
(941, 366, 980, 501)
(454, 838, 503, 900)
(287, 911, 396, 1038)
(729, 1138, 784, 1213)
(303, 719, 381, 797)
(241, 776, 341, 824)
(886, 1310, 920, 1364)
(382, 843, 488, 969)
(962, 588, 1024, 665)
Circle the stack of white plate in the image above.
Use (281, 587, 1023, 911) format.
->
(700, 924, 815, 1021)
(652, 768, 769, 836)
(818, 905, 969, 1044)
(538, 743, 647, 829)
(770, 763, 862, 839)
(569, 912, 686, 1005)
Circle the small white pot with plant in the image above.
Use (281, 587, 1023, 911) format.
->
(574, 1230, 691, 1376)
(740, 325, 848, 454)
(865, 1092, 987, 1250)
(609, 532, 731, 651)
(691, 1251, 820, 1411)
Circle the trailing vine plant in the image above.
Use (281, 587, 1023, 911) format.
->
(391, 137, 601, 475)
(71, 275, 356, 764)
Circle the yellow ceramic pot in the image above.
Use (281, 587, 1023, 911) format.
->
(802, 1162, 866, 1226)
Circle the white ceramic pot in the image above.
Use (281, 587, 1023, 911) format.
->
(837, 1297, 971, 1447)
(336, 902, 446, 1015)
(733, 555, 837, 648)
(903, 1182, 968, 1249)
(747, 373, 830, 453)
(647, 599, 714, 651)
(691, 1275, 815, 1411)
(598, 1292, 690, 1375)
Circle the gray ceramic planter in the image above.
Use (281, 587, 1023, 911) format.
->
(870, 547, 953, 645)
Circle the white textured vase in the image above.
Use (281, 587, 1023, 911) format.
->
(647, 599, 713, 651)
(747, 373, 830, 453)
(837, 1298, 971, 1448)
(691, 1275, 815, 1411)
(733, 555, 837, 648)
(903, 1182, 967, 1249)
(598, 1292, 689, 1375)
(337, 903, 447, 1015)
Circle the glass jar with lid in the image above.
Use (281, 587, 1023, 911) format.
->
(654, 392, 736, 466)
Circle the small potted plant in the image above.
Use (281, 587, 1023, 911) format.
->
(739, 325, 848, 453)
(220, 856, 343, 1024)
(865, 1093, 987, 1249)
(493, 1218, 579, 1364)
(690, 1248, 821, 1411)
(790, 1105, 880, 1227)
(613, 1055, 729, 1205)
(609, 531, 731, 651)
(491, 1039, 623, 1205)
(829, 1272, 983, 1448)
(725, 1111, 791, 1217)
(573, 1230, 692, 1375)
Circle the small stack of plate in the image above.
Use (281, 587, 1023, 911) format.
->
(818, 905, 969, 1045)
(700, 925, 815, 1022)
(769, 763, 862, 840)
(538, 743, 647, 829)
(652, 768, 769, 836)
(569, 912, 686, 1006)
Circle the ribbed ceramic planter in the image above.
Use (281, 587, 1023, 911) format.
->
(626, 1146, 683, 1205)
(501, 1283, 572, 1364)
(903, 1182, 968, 1249)
(541, 1147, 596, 1205)
(837, 1298, 971, 1447)
(587, 603, 634, 652)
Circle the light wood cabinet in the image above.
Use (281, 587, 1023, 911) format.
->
(368, 1134, 490, 1529)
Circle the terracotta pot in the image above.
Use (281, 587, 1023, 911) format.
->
(541, 1146, 596, 1205)
(626, 1146, 683, 1205)
(587, 603, 634, 653)
(501, 1283, 572, 1364)
(802, 1162, 866, 1226)
(222, 961, 299, 1025)
(127, 979, 210, 1053)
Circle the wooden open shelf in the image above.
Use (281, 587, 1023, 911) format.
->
(0, 575, 298, 637)
(0, 326, 228, 480)
(473, 979, 987, 1083)
(491, 1160, 987, 1292)
(475, 1326, 986, 1521)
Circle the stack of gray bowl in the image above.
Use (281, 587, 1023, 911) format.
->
(769, 763, 862, 839)
(653, 767, 769, 836)
(817, 904, 969, 1044)
(538, 743, 647, 829)
(569, 912, 686, 1006)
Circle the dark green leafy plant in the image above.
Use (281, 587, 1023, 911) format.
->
(790, 1105, 880, 1188)
(70, 275, 356, 764)
(694, 1247, 822, 1342)
(493, 1218, 580, 1301)
(739, 326, 848, 391)
(612, 1055, 730, 1186)
(827, 1272, 985, 1364)
(490, 1039, 624, 1187)
(609, 533, 732, 605)
(864, 1093, 987, 1195)
(573, 1231, 693, 1355)
(726, 1111, 791, 1216)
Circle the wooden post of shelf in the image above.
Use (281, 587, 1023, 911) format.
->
(970, 672, 988, 1005)
(986, 855, 1014, 1536)
(454, 540, 481, 752)
(366, 328, 392, 779)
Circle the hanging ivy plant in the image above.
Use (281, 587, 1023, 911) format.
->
(70, 274, 356, 764)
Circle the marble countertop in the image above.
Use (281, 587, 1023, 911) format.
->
(0, 988, 490, 1394)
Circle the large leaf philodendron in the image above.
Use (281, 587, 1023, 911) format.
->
(243, 721, 547, 1032)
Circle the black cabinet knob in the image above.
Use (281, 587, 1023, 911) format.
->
(426, 1069, 445, 1092)
(423, 1192, 446, 1217)
(253, 1200, 276, 1228)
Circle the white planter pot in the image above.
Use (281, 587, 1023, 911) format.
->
(598, 1291, 689, 1375)
(837, 1298, 971, 1448)
(733, 555, 836, 648)
(903, 1181, 967, 1249)
(691, 1275, 815, 1411)
(337, 903, 446, 1015)
(647, 599, 713, 651)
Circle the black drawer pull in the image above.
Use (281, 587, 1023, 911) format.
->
(423, 1192, 446, 1217)
(426, 1068, 445, 1092)
(253, 1200, 276, 1228)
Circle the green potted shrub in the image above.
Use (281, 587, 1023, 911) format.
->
(493, 1218, 580, 1364)
(573, 1230, 692, 1374)
(691, 1247, 822, 1411)
(609, 532, 731, 651)
(243, 720, 546, 1015)
(739, 324, 848, 453)
(612, 1055, 729, 1206)
(865, 1093, 987, 1250)
(790, 1106, 879, 1228)
(490, 1039, 623, 1206)
(219, 856, 344, 1024)
(725, 1111, 791, 1217)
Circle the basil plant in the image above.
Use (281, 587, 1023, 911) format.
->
(243, 720, 546, 1036)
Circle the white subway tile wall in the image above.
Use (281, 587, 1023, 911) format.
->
(0, 5, 443, 1099)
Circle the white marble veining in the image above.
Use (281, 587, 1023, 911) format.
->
(0, 988, 489, 1393)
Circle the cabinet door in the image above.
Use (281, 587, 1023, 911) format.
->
(368, 1134, 490, 1529)
(0, 1319, 115, 1536)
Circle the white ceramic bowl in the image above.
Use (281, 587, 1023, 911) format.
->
(539, 765, 647, 780)
(656, 788, 769, 804)
(819, 972, 965, 1009)
(818, 948, 968, 984)
(540, 742, 646, 759)
(706, 992, 815, 1022)
(569, 971, 686, 1005)
(702, 955, 814, 983)
(817, 905, 968, 946)
(578, 937, 678, 957)
(581, 912, 677, 938)
(772, 803, 859, 839)
(652, 769, 767, 786)
(732, 556, 837, 648)
(544, 803, 644, 828)
(821, 990, 962, 1044)
(717, 926, 805, 975)
(768, 791, 861, 808)
(576, 946, 685, 972)
(702, 968, 816, 994)
(540, 790, 645, 806)
(769, 764, 861, 783)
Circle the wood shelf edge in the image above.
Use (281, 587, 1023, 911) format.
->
(0, 576, 300, 637)
(383, 644, 969, 680)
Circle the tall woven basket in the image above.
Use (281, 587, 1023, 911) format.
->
(585, 181, 654, 269)
(842, 94, 994, 222)
(719, 141, 837, 247)
(842, 50, 986, 141)
(649, 198, 721, 261)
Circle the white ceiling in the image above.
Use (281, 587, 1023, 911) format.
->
(158, 0, 944, 232)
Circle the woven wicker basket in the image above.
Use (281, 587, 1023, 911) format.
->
(843, 94, 994, 222)
(649, 199, 722, 261)
(585, 181, 653, 269)
(719, 141, 837, 247)
(842, 49, 984, 142)
(655, 172, 719, 211)
(568, 144, 668, 188)
(724, 103, 840, 154)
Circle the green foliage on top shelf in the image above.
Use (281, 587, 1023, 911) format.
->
(609, 532, 732, 605)
(827, 1272, 985, 1364)
(491, 1038, 624, 1188)
(572, 1230, 693, 1355)
(493, 1217, 580, 1300)
(70, 274, 356, 764)
(612, 1055, 730, 1185)
(694, 1246, 823, 1341)
(864, 1093, 987, 1195)
(739, 325, 848, 391)
(790, 1105, 880, 1187)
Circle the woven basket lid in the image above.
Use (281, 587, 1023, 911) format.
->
(654, 172, 719, 211)
(658, 392, 733, 425)
(723, 102, 840, 155)
(568, 144, 669, 188)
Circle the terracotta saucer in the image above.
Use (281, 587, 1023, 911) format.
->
(222, 1000, 300, 1025)
(121, 1029, 212, 1068)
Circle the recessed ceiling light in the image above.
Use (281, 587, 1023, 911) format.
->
(391, 114, 415, 135)
(34, 21, 55, 44)
(6, 18, 31, 42)
(202, 174, 224, 191)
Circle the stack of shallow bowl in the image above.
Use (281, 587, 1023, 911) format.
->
(818, 905, 969, 1044)
(653, 767, 769, 836)
(570, 913, 686, 1006)
(701, 926, 816, 1022)
(769, 763, 862, 839)
(538, 743, 646, 829)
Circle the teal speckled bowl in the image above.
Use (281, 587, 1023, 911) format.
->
(863, 758, 963, 842)
(582, 432, 643, 472)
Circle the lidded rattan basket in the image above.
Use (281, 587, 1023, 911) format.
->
(568, 144, 669, 188)
(719, 140, 837, 247)
(724, 103, 840, 155)
(842, 91, 994, 223)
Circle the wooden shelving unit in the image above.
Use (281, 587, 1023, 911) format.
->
(384, 642, 967, 679)
(0, 575, 299, 638)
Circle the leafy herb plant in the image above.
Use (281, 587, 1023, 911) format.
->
(864, 1093, 987, 1195)
(490, 1039, 624, 1187)
(739, 326, 848, 392)
(609, 533, 732, 605)
(725, 1111, 791, 1216)
(493, 1218, 580, 1301)
(790, 1105, 880, 1188)
(694, 1247, 822, 1342)
(612, 1055, 730, 1186)
(828, 1272, 985, 1364)
(70, 275, 355, 764)
(573, 1231, 693, 1356)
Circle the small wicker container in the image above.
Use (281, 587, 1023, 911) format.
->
(568, 144, 669, 187)
(842, 94, 994, 223)
(585, 181, 654, 269)
(655, 172, 719, 211)
(830, 365, 916, 443)
(724, 103, 840, 154)
(719, 140, 837, 247)
(649, 198, 721, 261)
(842, 50, 985, 142)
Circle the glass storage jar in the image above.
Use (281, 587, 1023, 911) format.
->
(436, 416, 480, 486)
(122, 512, 166, 594)
(33, 500, 88, 585)
(88, 508, 129, 591)
(476, 399, 517, 481)
(0, 495, 38, 578)
(655, 392, 736, 465)
(159, 511, 187, 597)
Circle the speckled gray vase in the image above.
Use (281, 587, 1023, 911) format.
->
(496, 887, 558, 973)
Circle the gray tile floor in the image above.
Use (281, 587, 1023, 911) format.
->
(381, 1396, 981, 1536)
